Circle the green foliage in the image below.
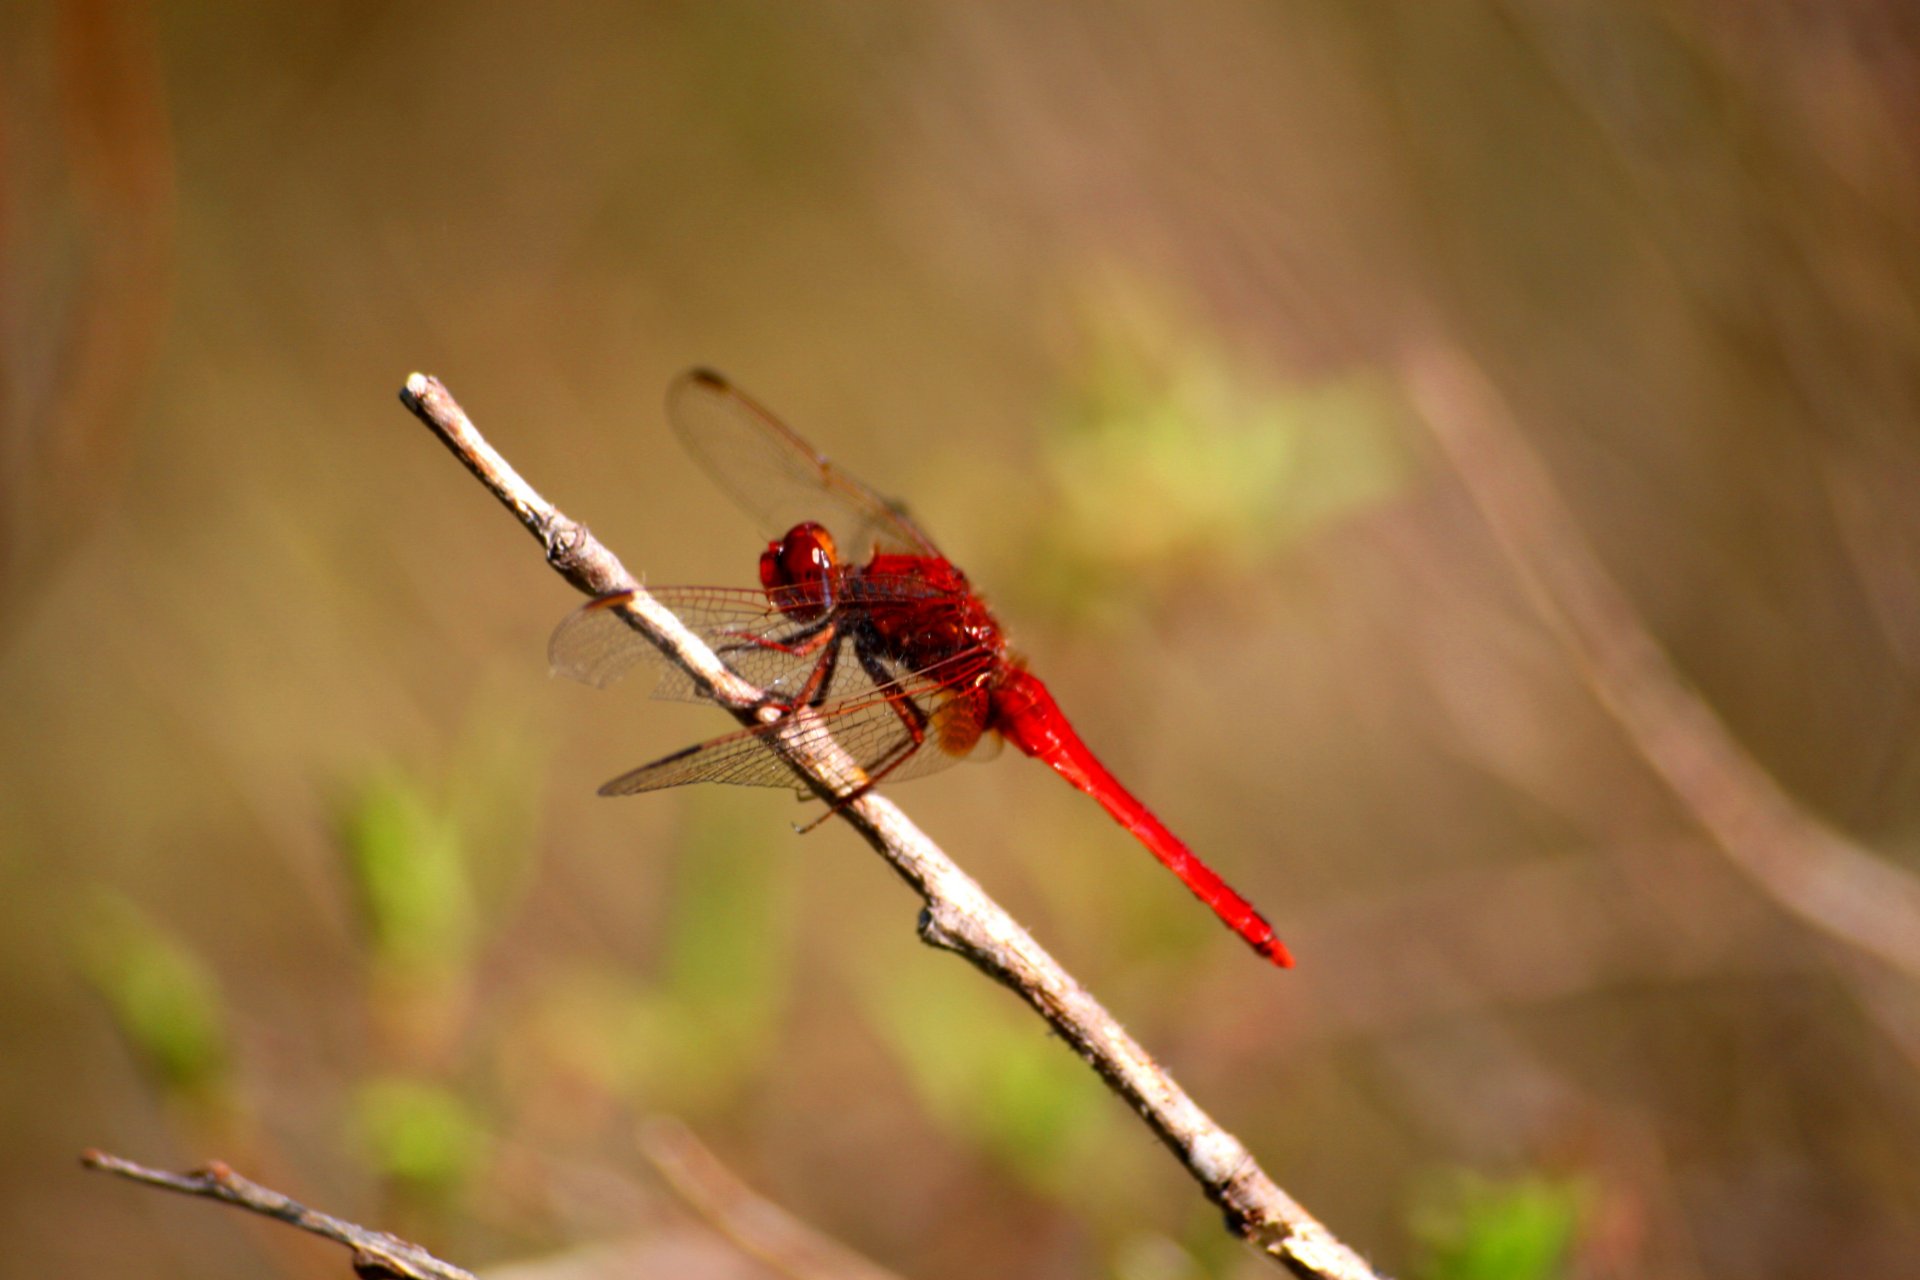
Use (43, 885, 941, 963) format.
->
(1412, 1171, 1587, 1280)
(337, 769, 479, 981)
(622, 805, 792, 1108)
(354, 1075, 485, 1196)
(1111, 1232, 1205, 1280)
(75, 894, 230, 1102)
(1024, 271, 1410, 621)
(866, 956, 1110, 1193)
(442, 693, 545, 916)
(521, 800, 793, 1113)
(659, 799, 793, 1020)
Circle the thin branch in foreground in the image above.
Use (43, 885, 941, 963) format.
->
(81, 1149, 478, 1280)
(398, 373, 1382, 1280)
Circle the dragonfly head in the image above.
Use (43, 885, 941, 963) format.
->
(761, 521, 840, 600)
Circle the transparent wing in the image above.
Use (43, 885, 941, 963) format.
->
(597, 677, 995, 797)
(549, 587, 779, 694)
(666, 369, 941, 559)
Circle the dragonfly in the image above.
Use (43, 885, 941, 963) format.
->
(549, 369, 1292, 967)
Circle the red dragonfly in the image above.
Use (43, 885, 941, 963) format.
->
(549, 370, 1291, 967)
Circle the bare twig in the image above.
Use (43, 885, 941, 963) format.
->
(398, 373, 1382, 1280)
(81, 1149, 478, 1280)
(640, 1117, 906, 1280)
(1404, 344, 1920, 983)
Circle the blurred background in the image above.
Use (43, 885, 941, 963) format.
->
(5, 4, 1920, 1278)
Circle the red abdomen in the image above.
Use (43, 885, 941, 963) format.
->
(992, 667, 1292, 967)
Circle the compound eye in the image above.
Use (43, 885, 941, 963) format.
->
(760, 522, 839, 591)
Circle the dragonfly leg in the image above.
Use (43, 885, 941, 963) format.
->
(794, 644, 932, 832)
(851, 642, 933, 788)
(794, 725, 922, 833)
(713, 619, 845, 713)
(786, 628, 843, 712)
(715, 616, 834, 661)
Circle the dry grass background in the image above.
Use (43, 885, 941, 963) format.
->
(5, 4, 1920, 1278)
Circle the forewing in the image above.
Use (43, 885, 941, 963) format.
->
(548, 593, 662, 690)
(667, 369, 940, 558)
(549, 588, 793, 695)
(551, 587, 835, 705)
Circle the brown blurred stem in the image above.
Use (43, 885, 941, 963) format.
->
(81, 1150, 478, 1280)
(1405, 344, 1920, 982)
(396, 373, 1382, 1280)
(641, 1117, 908, 1280)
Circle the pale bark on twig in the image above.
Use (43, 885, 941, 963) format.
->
(396, 372, 1382, 1280)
